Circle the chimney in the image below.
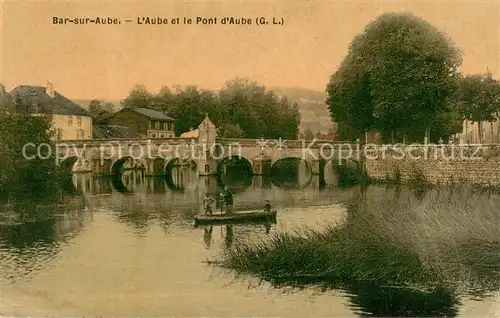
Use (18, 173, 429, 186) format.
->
(46, 81, 55, 98)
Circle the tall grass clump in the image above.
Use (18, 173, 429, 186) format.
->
(218, 185, 500, 294)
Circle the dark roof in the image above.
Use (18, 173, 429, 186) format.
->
(9, 85, 89, 116)
(93, 125, 142, 139)
(130, 107, 175, 121)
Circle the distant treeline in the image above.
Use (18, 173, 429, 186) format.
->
(91, 78, 301, 139)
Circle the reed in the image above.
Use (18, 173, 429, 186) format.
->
(219, 185, 500, 294)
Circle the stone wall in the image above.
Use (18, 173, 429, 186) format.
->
(363, 144, 500, 186)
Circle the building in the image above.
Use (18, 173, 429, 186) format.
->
(9, 83, 92, 140)
(107, 107, 175, 138)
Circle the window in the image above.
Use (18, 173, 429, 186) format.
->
(80, 129, 85, 139)
(152, 134, 156, 138)
(77, 116, 82, 126)
(56, 128, 62, 140)
(68, 115, 73, 125)
(163, 122, 168, 130)
(160, 134, 165, 138)
(155, 121, 160, 130)
(76, 129, 80, 139)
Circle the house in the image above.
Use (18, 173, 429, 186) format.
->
(9, 82, 92, 140)
(107, 107, 175, 138)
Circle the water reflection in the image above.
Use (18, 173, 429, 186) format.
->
(65, 156, 349, 197)
(203, 225, 213, 248)
(345, 281, 460, 317)
(67, 169, 318, 198)
(0, 219, 57, 248)
(0, 201, 89, 284)
(271, 158, 312, 189)
(225, 225, 234, 248)
(217, 171, 253, 193)
(166, 160, 199, 191)
(200, 223, 274, 249)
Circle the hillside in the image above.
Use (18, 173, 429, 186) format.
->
(268, 87, 335, 134)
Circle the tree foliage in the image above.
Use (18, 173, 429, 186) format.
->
(89, 100, 115, 124)
(122, 78, 300, 139)
(457, 72, 500, 143)
(326, 13, 462, 143)
(0, 92, 62, 202)
(121, 84, 154, 109)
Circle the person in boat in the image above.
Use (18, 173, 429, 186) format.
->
(220, 186, 233, 215)
(263, 200, 272, 212)
(202, 193, 214, 216)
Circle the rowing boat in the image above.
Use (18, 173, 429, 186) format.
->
(193, 210, 277, 226)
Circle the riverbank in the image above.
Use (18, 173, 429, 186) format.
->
(218, 185, 500, 296)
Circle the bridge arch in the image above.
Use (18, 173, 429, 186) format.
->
(217, 156, 253, 176)
(271, 157, 312, 189)
(111, 157, 145, 176)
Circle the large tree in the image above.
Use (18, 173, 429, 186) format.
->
(326, 13, 462, 143)
(121, 84, 154, 109)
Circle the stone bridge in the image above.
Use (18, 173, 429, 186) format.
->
(54, 116, 360, 177)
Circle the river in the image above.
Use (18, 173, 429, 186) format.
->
(0, 170, 498, 317)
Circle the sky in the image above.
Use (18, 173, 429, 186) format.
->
(1, 0, 499, 100)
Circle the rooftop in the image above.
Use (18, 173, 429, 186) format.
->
(9, 85, 89, 116)
(129, 107, 175, 121)
(180, 128, 199, 138)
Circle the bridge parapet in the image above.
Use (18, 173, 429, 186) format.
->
(55, 137, 198, 147)
(217, 138, 359, 149)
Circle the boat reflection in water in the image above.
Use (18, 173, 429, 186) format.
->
(193, 210, 277, 226)
(200, 222, 274, 249)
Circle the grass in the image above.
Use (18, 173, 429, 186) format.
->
(218, 185, 500, 295)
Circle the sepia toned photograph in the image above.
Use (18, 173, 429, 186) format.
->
(0, 0, 499, 316)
